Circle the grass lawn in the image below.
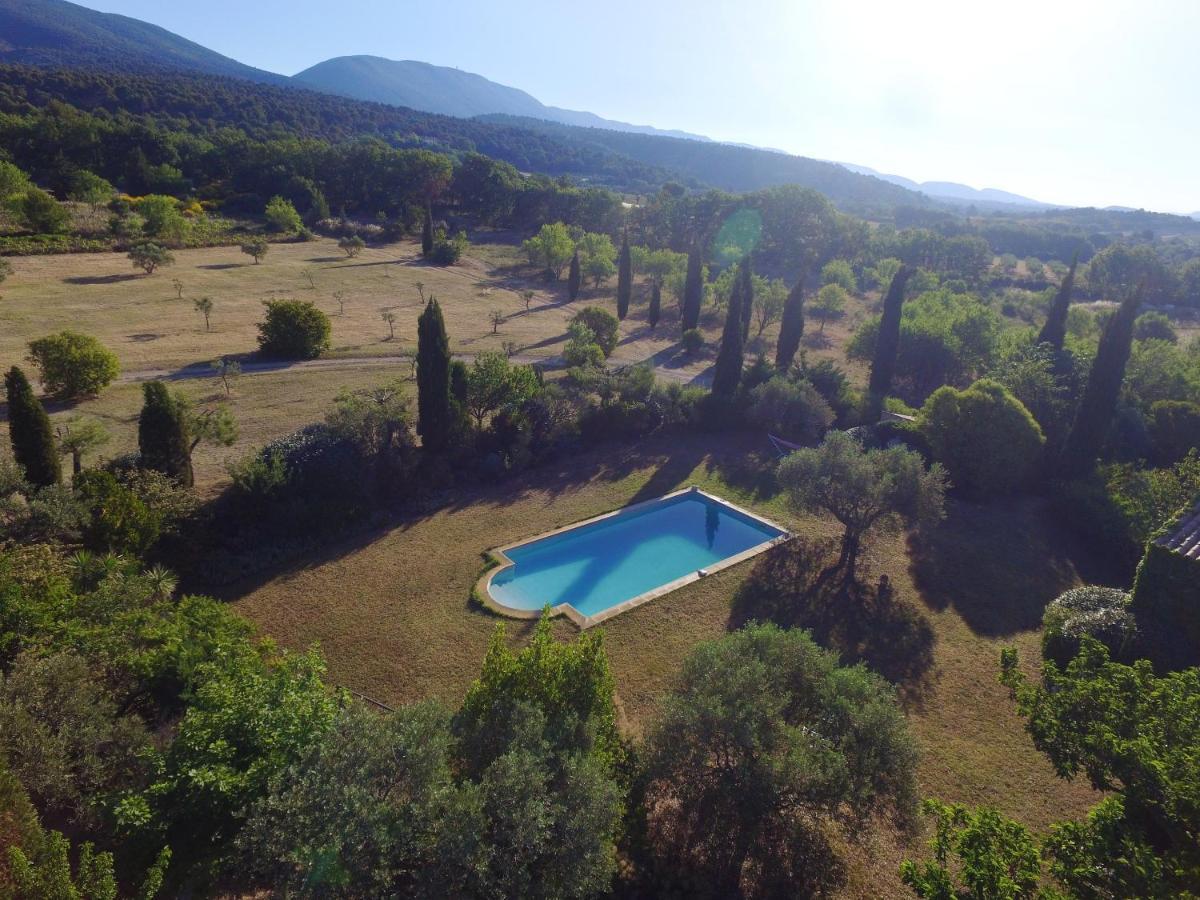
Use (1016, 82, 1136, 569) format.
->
(231, 429, 1100, 898)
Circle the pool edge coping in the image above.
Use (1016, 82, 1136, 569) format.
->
(474, 486, 792, 629)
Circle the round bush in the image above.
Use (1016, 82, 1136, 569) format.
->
(747, 377, 834, 444)
(681, 328, 704, 355)
(27, 331, 120, 399)
(256, 299, 331, 359)
(1042, 585, 1135, 666)
(570, 307, 619, 357)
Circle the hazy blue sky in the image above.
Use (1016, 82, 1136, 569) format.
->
(75, 0, 1200, 213)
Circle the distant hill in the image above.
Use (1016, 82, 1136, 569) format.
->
(0, 0, 288, 83)
(837, 162, 1056, 209)
(294, 56, 711, 142)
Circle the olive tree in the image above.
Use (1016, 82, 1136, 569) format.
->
(128, 242, 175, 275)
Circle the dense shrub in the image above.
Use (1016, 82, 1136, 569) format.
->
(1042, 586, 1135, 666)
(746, 376, 833, 444)
(570, 307, 619, 356)
(428, 230, 467, 265)
(919, 379, 1045, 498)
(27, 331, 120, 399)
(1149, 400, 1200, 464)
(256, 299, 331, 359)
(681, 328, 704, 355)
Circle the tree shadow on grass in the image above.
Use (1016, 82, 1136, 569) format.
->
(63, 274, 140, 285)
(908, 497, 1083, 637)
(731, 538, 936, 703)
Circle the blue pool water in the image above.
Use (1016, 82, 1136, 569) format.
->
(489, 492, 784, 619)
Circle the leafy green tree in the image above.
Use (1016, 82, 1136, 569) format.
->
(1178, 257, 1200, 308)
(648, 281, 661, 330)
(681, 246, 704, 331)
(640, 624, 918, 897)
(138, 381, 193, 487)
(569, 307, 619, 356)
(810, 283, 848, 334)
(256, 299, 331, 359)
(19, 187, 70, 233)
(567, 249, 582, 301)
(56, 416, 110, 476)
(710, 269, 745, 398)
(240, 237, 268, 264)
(578, 232, 617, 288)
(747, 376, 833, 443)
(522, 222, 574, 279)
(422, 204, 434, 256)
(326, 379, 415, 491)
(0, 159, 31, 205)
(1086, 242, 1169, 304)
(264, 195, 301, 233)
(564, 321, 605, 368)
(1001, 640, 1200, 898)
(775, 280, 806, 371)
(1150, 400, 1200, 465)
(919, 379, 1045, 498)
(211, 356, 241, 397)
(616, 232, 632, 320)
(779, 431, 947, 584)
(67, 170, 115, 212)
(820, 258, 857, 293)
(8, 829, 169, 900)
(73, 470, 165, 555)
(1134, 311, 1177, 344)
(127, 242, 174, 275)
(27, 331, 120, 399)
(416, 297, 452, 451)
(192, 295, 214, 330)
(1040, 585, 1134, 667)
(464, 351, 540, 429)
(1036, 255, 1077, 350)
(1058, 288, 1142, 473)
(381, 309, 397, 340)
(338, 235, 365, 258)
(5, 366, 60, 487)
(737, 258, 755, 340)
(900, 800, 1050, 900)
(136, 195, 188, 243)
(752, 277, 786, 337)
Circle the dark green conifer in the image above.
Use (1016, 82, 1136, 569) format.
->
(1036, 253, 1079, 350)
(648, 282, 662, 331)
(681, 246, 703, 331)
(4, 365, 60, 487)
(1058, 285, 1144, 473)
(421, 204, 434, 257)
(616, 232, 632, 320)
(138, 380, 193, 487)
(711, 275, 745, 397)
(865, 265, 913, 422)
(568, 250, 582, 302)
(775, 280, 806, 371)
(416, 298, 451, 451)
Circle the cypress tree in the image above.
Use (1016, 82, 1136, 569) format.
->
(681, 246, 703, 331)
(616, 232, 632, 320)
(865, 265, 913, 422)
(775, 280, 806, 371)
(416, 297, 451, 451)
(648, 282, 662, 331)
(5, 366, 60, 487)
(738, 257, 754, 341)
(421, 204, 434, 257)
(1036, 253, 1078, 350)
(711, 276, 745, 397)
(567, 250, 582, 302)
(138, 380, 193, 487)
(1058, 285, 1144, 474)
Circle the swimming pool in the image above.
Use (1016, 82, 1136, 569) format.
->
(480, 487, 788, 627)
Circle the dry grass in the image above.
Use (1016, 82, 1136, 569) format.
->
(231, 431, 1100, 898)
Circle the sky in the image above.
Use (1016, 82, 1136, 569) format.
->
(74, 0, 1200, 213)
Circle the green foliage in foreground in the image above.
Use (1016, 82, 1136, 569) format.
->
(5, 366, 60, 487)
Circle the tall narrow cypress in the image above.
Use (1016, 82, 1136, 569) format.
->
(616, 232, 632, 320)
(738, 257, 754, 341)
(417, 298, 451, 451)
(567, 250, 582, 302)
(775, 280, 806, 371)
(648, 282, 661, 331)
(865, 265, 913, 422)
(421, 204, 434, 257)
(1058, 285, 1144, 474)
(5, 366, 60, 487)
(1036, 253, 1079, 350)
(681, 246, 703, 331)
(711, 277, 745, 397)
(138, 380, 193, 487)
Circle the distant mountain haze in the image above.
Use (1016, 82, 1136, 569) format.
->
(836, 163, 1057, 209)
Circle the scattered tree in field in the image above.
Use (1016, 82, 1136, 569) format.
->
(711, 270, 746, 398)
(779, 430, 946, 585)
(415, 281, 425, 303)
(640, 624, 918, 897)
(381, 310, 397, 340)
(521, 289, 534, 311)
(192, 296, 214, 331)
(171, 277, 183, 299)
(301, 268, 315, 289)
(19, 187, 70, 234)
(27, 331, 120, 399)
(616, 232, 632, 320)
(1036, 253, 1077, 350)
(338, 235, 365, 258)
(332, 291, 345, 315)
(501, 340, 518, 358)
(753, 277, 786, 336)
(0, 258, 12, 295)
(421, 204, 434, 256)
(1058, 286, 1143, 473)
(256, 299, 331, 359)
(919, 379, 1045, 498)
(464, 351, 539, 428)
(568, 250, 582, 301)
(128, 242, 174, 275)
(241, 238, 269, 264)
(521, 222, 574, 279)
(681, 246, 704, 332)
(775, 280, 806, 371)
(569, 307, 619, 357)
(648, 281, 662, 330)
(810, 283, 847, 334)
(138, 381, 194, 487)
(820, 258, 857, 293)
(865, 265, 912, 421)
(488, 308, 505, 334)
(211, 356, 241, 397)
(578, 232, 617, 288)
(416, 298, 452, 451)
(56, 417, 110, 476)
(264, 196, 301, 233)
(5, 366, 60, 486)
